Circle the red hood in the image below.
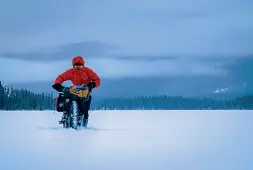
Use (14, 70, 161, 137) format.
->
(72, 56, 85, 66)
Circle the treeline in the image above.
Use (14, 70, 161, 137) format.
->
(1, 81, 252, 110)
(0, 81, 54, 110)
(93, 95, 253, 110)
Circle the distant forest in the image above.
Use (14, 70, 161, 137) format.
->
(94, 95, 253, 110)
(0, 81, 252, 110)
(0, 81, 54, 110)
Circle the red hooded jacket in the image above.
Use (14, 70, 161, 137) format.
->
(54, 56, 100, 88)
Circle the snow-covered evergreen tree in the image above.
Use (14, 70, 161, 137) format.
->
(0, 81, 54, 110)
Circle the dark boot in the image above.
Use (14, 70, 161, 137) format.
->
(59, 116, 64, 124)
(59, 112, 67, 124)
(83, 118, 88, 128)
(80, 96, 91, 129)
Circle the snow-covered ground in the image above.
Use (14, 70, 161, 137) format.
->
(0, 110, 252, 170)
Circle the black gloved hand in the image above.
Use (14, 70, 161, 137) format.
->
(52, 84, 70, 97)
(52, 83, 64, 92)
(87, 82, 96, 90)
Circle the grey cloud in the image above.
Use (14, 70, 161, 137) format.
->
(224, 56, 253, 83)
(178, 11, 208, 19)
(0, 0, 88, 53)
(115, 54, 252, 63)
(0, 0, 85, 35)
(0, 40, 180, 61)
(0, 41, 121, 61)
(2, 37, 252, 63)
(0, 0, 253, 61)
(109, 56, 178, 61)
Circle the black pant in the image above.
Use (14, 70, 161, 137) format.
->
(79, 96, 92, 119)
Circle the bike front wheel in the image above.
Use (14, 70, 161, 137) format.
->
(70, 100, 79, 129)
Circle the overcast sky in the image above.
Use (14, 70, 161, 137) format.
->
(0, 0, 252, 83)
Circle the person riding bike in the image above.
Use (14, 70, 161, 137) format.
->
(52, 56, 100, 128)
